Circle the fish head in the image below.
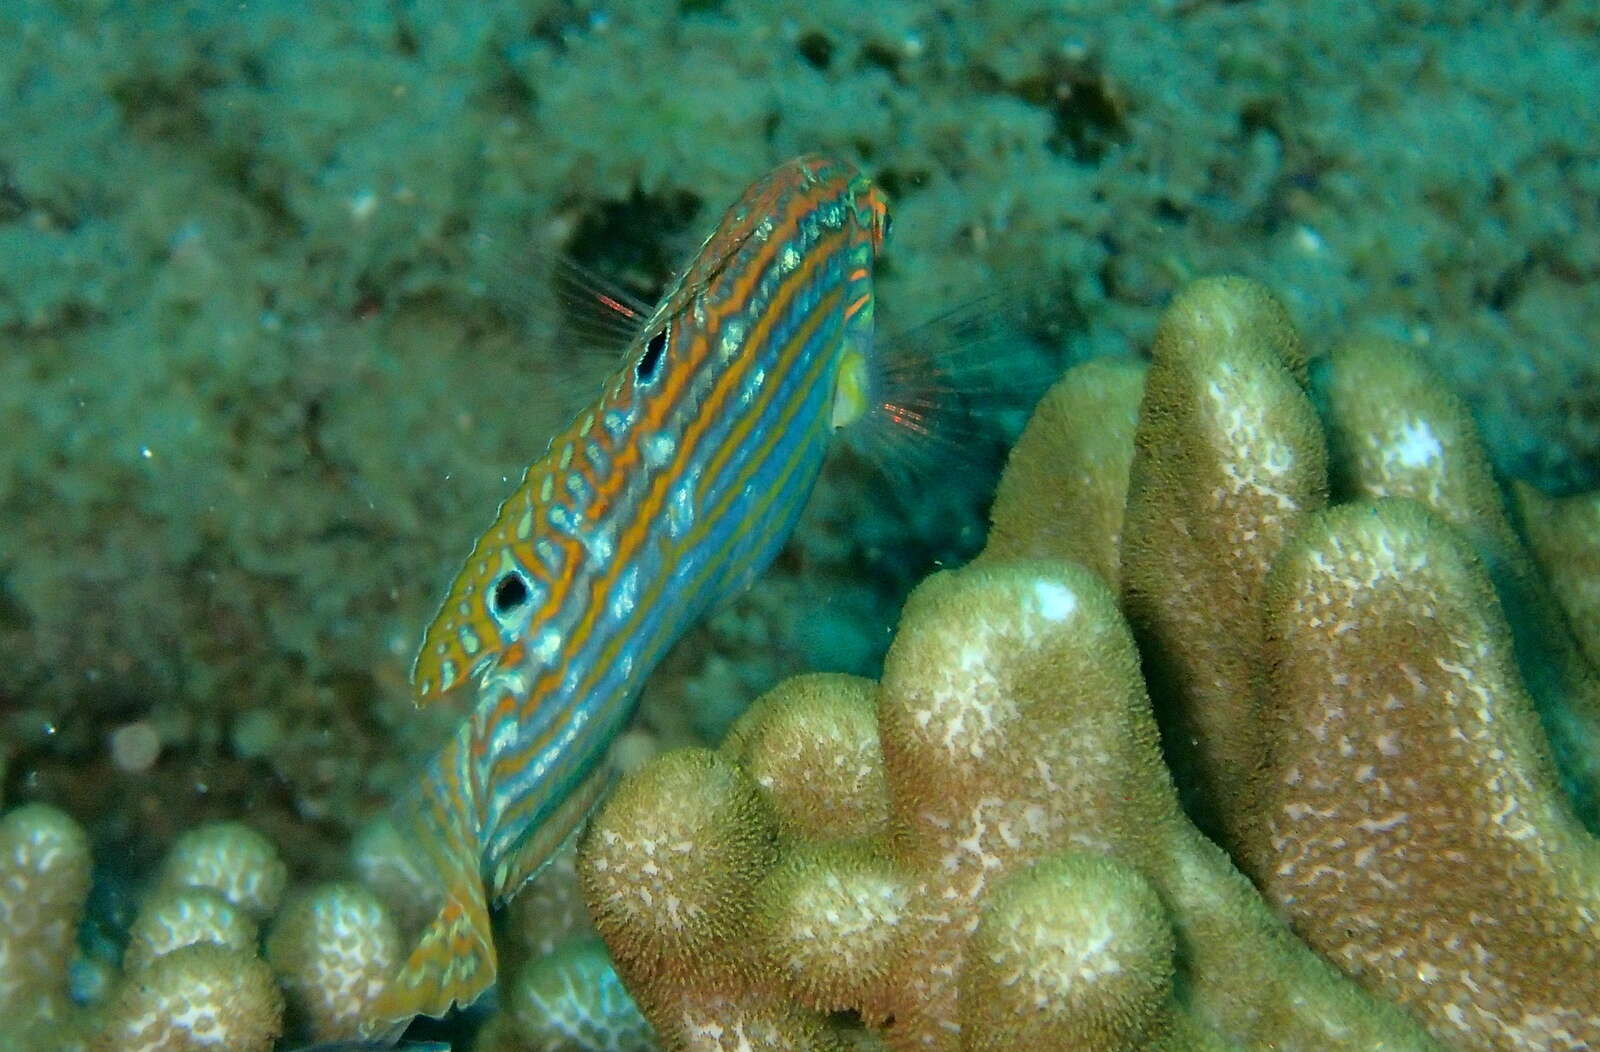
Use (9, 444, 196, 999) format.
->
(412, 525, 546, 701)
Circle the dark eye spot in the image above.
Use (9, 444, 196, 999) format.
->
(882, 212, 892, 240)
(492, 572, 530, 614)
(638, 329, 666, 383)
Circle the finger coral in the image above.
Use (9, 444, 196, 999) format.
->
(0, 807, 311, 1051)
(1258, 498, 1600, 1046)
(158, 821, 289, 919)
(958, 853, 1221, 1052)
(0, 803, 91, 1044)
(579, 275, 1600, 1051)
(122, 887, 258, 972)
(580, 749, 837, 1048)
(95, 943, 283, 1052)
(1322, 337, 1600, 819)
(267, 882, 401, 1042)
(1118, 276, 1327, 851)
(981, 357, 1146, 590)
(583, 559, 1432, 1050)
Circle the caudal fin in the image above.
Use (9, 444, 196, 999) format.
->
(368, 875, 497, 1037)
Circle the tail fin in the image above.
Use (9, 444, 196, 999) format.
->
(368, 872, 497, 1037)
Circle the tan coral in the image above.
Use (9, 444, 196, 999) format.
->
(583, 560, 1433, 1051)
(993, 283, 1600, 1049)
(751, 841, 904, 1014)
(579, 749, 842, 1050)
(1119, 276, 1328, 848)
(872, 561, 1423, 1051)
(577, 274, 1600, 1051)
(157, 821, 287, 918)
(721, 673, 888, 846)
(0, 803, 91, 1037)
(1258, 499, 1600, 1048)
(267, 882, 401, 1042)
(0, 807, 296, 1052)
(1325, 337, 1600, 816)
(122, 887, 258, 972)
(980, 357, 1145, 590)
(95, 943, 283, 1052)
(959, 852, 1223, 1052)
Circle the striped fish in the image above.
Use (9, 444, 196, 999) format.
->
(371, 155, 891, 1031)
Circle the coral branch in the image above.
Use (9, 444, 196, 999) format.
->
(1257, 498, 1600, 1046)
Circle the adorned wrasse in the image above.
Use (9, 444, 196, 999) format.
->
(371, 154, 894, 1031)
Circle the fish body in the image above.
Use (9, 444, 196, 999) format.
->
(373, 155, 888, 1031)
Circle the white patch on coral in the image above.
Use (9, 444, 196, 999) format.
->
(1389, 418, 1443, 469)
(1205, 368, 1302, 516)
(1031, 579, 1077, 622)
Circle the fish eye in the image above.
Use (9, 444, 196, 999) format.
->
(638, 328, 666, 383)
(491, 571, 531, 616)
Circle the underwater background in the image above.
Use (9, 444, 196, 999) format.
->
(2, 1, 1598, 1050)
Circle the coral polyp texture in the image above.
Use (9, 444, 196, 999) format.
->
(578, 276, 1600, 1051)
(95, 944, 283, 1052)
(1259, 500, 1600, 1043)
(158, 821, 289, 919)
(0, 803, 91, 1047)
(0, 812, 290, 1051)
(958, 853, 1214, 1052)
(122, 887, 259, 973)
(266, 883, 401, 1042)
(5, 790, 648, 1049)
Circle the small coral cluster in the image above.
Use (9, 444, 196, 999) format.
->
(578, 277, 1600, 1050)
(0, 812, 287, 1051)
(0, 803, 652, 1050)
(0, 814, 387, 1049)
